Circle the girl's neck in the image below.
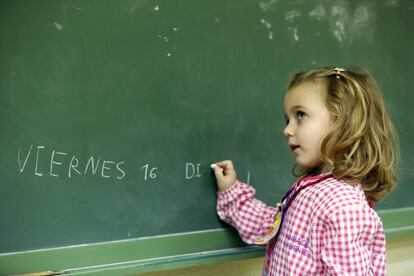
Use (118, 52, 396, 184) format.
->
(320, 164, 333, 174)
(308, 164, 332, 176)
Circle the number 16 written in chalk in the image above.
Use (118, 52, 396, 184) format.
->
(141, 164, 158, 181)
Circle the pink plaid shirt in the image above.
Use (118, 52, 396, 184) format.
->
(217, 174, 386, 275)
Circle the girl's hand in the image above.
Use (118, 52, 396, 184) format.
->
(211, 160, 237, 192)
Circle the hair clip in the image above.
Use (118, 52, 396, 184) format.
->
(334, 67, 346, 78)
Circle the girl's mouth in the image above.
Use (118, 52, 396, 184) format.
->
(289, 144, 300, 152)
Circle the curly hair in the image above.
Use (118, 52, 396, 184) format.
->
(288, 67, 399, 202)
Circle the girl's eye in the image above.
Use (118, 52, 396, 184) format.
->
(296, 111, 305, 120)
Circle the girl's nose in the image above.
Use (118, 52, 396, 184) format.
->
(283, 124, 294, 138)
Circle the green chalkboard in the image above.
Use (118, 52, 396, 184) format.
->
(1, 0, 413, 274)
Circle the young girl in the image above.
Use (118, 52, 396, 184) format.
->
(211, 67, 399, 275)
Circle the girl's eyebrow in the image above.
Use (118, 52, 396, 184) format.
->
(286, 105, 307, 114)
(291, 105, 306, 110)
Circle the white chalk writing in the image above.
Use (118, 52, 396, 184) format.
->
(18, 144, 126, 180)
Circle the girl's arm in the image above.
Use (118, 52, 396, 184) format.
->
(321, 206, 386, 275)
(216, 180, 278, 244)
(211, 160, 278, 244)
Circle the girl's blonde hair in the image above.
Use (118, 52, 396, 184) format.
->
(288, 66, 399, 202)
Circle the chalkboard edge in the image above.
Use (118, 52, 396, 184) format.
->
(380, 207, 414, 240)
(0, 228, 263, 275)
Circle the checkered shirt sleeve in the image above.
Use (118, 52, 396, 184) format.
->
(321, 205, 386, 275)
(216, 180, 278, 244)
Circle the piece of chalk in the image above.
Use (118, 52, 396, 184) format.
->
(210, 164, 223, 172)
